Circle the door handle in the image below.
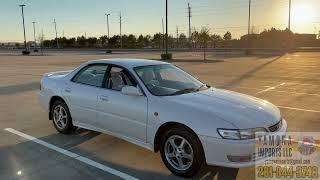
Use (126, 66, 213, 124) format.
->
(65, 88, 71, 93)
(100, 95, 109, 102)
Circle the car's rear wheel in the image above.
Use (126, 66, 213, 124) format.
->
(160, 126, 205, 178)
(51, 100, 75, 134)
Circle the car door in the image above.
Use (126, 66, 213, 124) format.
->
(62, 64, 108, 128)
(96, 66, 148, 142)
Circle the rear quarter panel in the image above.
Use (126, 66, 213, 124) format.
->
(39, 75, 67, 112)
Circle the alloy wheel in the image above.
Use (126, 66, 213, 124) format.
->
(164, 135, 194, 171)
(53, 105, 68, 130)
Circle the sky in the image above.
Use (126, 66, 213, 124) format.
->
(0, 0, 319, 42)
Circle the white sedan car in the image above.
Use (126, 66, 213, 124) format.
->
(39, 59, 287, 177)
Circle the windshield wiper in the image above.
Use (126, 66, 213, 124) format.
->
(169, 88, 197, 96)
(196, 84, 209, 91)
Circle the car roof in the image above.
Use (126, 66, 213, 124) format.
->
(87, 58, 170, 68)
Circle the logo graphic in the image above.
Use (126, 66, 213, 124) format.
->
(297, 136, 316, 156)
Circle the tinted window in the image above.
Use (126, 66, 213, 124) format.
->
(73, 65, 108, 87)
(107, 67, 136, 91)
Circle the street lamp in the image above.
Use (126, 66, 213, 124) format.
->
(246, 0, 251, 55)
(165, 0, 168, 55)
(32, 21, 37, 50)
(53, 19, 59, 49)
(161, 0, 172, 60)
(19, 4, 29, 55)
(105, 13, 110, 39)
(288, 0, 291, 31)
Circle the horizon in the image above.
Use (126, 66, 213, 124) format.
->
(1, 0, 319, 43)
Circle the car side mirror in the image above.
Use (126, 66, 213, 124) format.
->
(121, 86, 143, 96)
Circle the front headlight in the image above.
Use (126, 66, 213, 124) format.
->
(218, 128, 267, 140)
(217, 129, 240, 140)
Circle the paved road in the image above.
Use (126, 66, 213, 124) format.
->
(0, 51, 319, 179)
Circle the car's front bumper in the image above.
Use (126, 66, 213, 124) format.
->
(199, 119, 288, 168)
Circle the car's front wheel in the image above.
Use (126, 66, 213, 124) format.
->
(51, 100, 75, 134)
(160, 126, 205, 177)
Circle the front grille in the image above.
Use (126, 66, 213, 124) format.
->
(268, 119, 282, 132)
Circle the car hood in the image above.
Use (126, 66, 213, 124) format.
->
(163, 88, 281, 129)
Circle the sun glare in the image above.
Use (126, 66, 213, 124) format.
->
(292, 3, 315, 25)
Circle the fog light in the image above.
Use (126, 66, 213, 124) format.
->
(227, 155, 252, 162)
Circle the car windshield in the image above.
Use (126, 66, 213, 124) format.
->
(134, 64, 208, 96)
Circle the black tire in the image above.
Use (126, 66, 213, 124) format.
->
(159, 126, 206, 178)
(51, 100, 76, 134)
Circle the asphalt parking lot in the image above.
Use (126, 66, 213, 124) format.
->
(0, 50, 319, 180)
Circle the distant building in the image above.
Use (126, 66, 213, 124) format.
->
(294, 33, 316, 41)
(0, 42, 23, 48)
(294, 33, 317, 47)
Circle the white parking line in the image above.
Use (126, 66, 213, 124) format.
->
(235, 86, 320, 97)
(277, 106, 320, 113)
(4, 128, 139, 180)
(255, 82, 286, 95)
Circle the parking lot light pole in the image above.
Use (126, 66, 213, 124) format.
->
(288, 0, 291, 31)
(53, 19, 59, 49)
(246, 0, 251, 54)
(119, 12, 122, 49)
(105, 13, 110, 39)
(162, 18, 165, 51)
(19, 4, 27, 52)
(32, 21, 37, 49)
(165, 0, 168, 55)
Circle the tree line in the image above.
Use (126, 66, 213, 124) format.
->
(41, 30, 234, 49)
(14, 27, 319, 49)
